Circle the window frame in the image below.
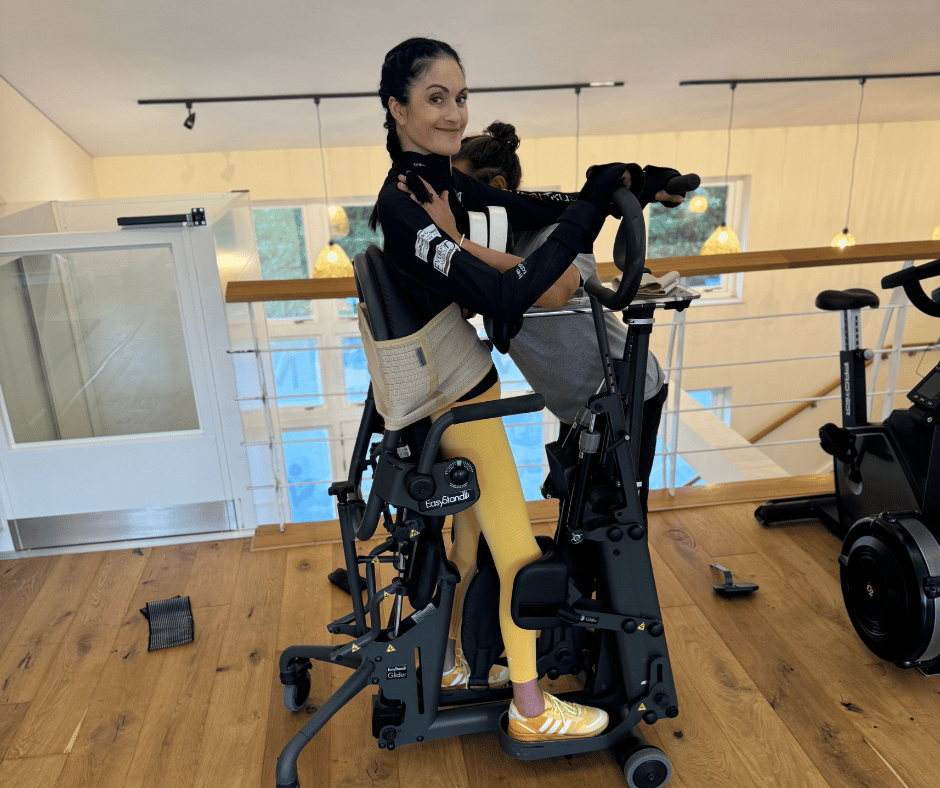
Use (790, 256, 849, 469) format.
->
(646, 175, 750, 305)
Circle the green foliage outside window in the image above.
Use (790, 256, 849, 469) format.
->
(333, 205, 384, 260)
(253, 207, 310, 319)
(648, 186, 728, 289)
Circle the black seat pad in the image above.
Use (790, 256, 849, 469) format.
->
(815, 288, 879, 311)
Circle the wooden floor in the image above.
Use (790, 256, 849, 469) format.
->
(2, 502, 939, 788)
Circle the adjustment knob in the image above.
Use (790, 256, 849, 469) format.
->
(408, 474, 435, 501)
(450, 466, 470, 485)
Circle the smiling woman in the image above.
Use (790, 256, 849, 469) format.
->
(359, 36, 644, 740)
(387, 57, 468, 158)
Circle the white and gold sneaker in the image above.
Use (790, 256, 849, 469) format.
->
(507, 692, 608, 741)
(440, 651, 510, 690)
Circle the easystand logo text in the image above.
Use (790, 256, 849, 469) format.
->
(421, 490, 471, 510)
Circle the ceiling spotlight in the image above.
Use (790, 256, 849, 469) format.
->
(183, 102, 195, 130)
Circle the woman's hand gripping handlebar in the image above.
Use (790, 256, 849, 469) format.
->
(583, 173, 700, 311)
(882, 258, 940, 319)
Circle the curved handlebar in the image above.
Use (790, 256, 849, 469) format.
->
(416, 392, 545, 478)
(583, 187, 646, 310)
(665, 173, 701, 195)
(881, 258, 940, 319)
(583, 173, 701, 311)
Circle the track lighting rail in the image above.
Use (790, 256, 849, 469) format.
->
(680, 70, 940, 87)
(138, 81, 623, 107)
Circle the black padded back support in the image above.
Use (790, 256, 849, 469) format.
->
(353, 245, 424, 341)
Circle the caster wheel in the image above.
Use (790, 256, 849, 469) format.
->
(282, 671, 311, 712)
(622, 746, 672, 788)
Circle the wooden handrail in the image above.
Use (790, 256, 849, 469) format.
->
(225, 240, 940, 304)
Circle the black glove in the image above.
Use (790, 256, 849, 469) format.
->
(579, 162, 644, 218)
(640, 166, 701, 209)
(483, 316, 523, 354)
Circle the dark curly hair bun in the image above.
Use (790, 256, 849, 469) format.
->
(484, 121, 521, 152)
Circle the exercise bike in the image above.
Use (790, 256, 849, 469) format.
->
(275, 187, 697, 788)
(757, 258, 940, 674)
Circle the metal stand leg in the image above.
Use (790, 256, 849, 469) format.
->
(275, 660, 375, 788)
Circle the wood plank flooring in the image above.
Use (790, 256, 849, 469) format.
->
(2, 502, 939, 788)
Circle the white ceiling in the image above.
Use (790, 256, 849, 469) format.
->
(1, 0, 938, 158)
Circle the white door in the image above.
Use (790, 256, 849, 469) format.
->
(0, 227, 251, 551)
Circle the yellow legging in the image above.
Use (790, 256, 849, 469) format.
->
(431, 381, 542, 684)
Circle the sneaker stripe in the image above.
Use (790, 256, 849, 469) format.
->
(560, 719, 572, 734)
(539, 719, 554, 733)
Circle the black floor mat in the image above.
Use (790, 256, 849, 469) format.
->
(140, 595, 195, 651)
(328, 567, 367, 595)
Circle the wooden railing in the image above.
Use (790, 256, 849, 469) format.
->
(225, 240, 940, 304)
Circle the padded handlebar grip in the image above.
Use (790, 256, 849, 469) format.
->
(882, 258, 940, 289)
(665, 173, 701, 194)
(415, 392, 545, 478)
(450, 392, 545, 425)
(882, 259, 940, 319)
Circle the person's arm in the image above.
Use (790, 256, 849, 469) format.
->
(405, 178, 580, 306)
(379, 184, 591, 322)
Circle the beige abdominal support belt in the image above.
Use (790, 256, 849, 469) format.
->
(358, 302, 493, 431)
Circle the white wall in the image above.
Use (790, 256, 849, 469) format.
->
(0, 77, 99, 205)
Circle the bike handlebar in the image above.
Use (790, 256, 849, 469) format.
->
(881, 258, 940, 319)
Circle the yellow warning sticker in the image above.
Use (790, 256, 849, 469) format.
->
(410, 529, 419, 538)
(638, 622, 646, 630)
(372, 556, 380, 564)
(351, 644, 360, 652)
(638, 703, 646, 711)
(387, 644, 396, 652)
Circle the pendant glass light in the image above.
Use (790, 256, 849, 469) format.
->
(313, 97, 353, 278)
(313, 242, 353, 277)
(701, 83, 741, 255)
(688, 194, 708, 213)
(831, 228, 857, 249)
(701, 224, 743, 254)
(831, 79, 865, 248)
(932, 224, 940, 241)
(329, 205, 350, 237)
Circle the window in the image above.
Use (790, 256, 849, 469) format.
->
(689, 387, 732, 426)
(647, 178, 748, 302)
(341, 336, 369, 404)
(270, 338, 324, 408)
(489, 351, 529, 392)
(282, 428, 335, 522)
(503, 412, 548, 500)
(253, 207, 311, 320)
(332, 204, 384, 261)
(650, 436, 703, 489)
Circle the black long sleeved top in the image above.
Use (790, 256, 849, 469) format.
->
(375, 151, 586, 327)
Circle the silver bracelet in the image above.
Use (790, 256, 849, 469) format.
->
(458, 234, 465, 248)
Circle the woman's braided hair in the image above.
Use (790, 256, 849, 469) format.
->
(455, 121, 523, 191)
(369, 37, 464, 230)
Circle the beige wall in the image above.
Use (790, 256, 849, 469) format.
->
(94, 120, 940, 250)
(0, 77, 99, 205)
